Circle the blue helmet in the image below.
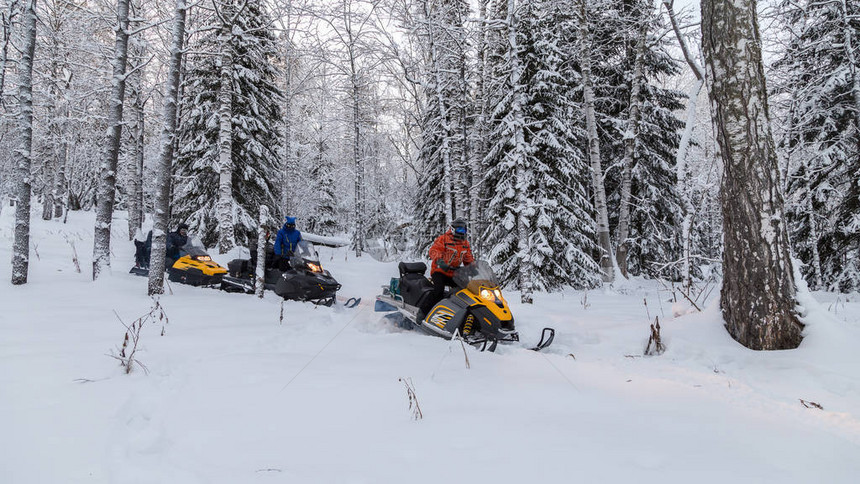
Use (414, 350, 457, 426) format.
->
(284, 216, 296, 229)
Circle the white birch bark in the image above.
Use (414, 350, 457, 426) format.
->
(255, 205, 269, 298)
(578, 0, 614, 283)
(664, 0, 706, 289)
(11, 0, 36, 285)
(343, 1, 364, 258)
(149, 0, 187, 295)
(614, 9, 649, 278)
(92, 0, 132, 279)
(217, 39, 236, 253)
(0, 2, 16, 106)
(280, 0, 294, 216)
(422, 0, 453, 226)
(503, 0, 532, 304)
(126, 0, 145, 239)
(701, 0, 803, 349)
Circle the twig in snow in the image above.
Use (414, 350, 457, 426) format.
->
(799, 399, 823, 410)
(452, 329, 471, 369)
(643, 297, 651, 320)
(644, 317, 665, 356)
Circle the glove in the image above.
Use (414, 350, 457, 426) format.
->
(436, 259, 451, 271)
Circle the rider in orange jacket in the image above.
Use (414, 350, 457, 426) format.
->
(420, 217, 474, 317)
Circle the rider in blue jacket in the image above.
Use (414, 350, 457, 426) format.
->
(274, 216, 302, 270)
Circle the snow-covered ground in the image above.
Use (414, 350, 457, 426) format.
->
(2, 208, 860, 483)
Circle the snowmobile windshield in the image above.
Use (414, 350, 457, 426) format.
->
(290, 241, 323, 272)
(180, 238, 209, 258)
(453, 260, 499, 292)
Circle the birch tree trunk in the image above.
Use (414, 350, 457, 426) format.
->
(664, 0, 706, 289)
(255, 205, 269, 298)
(614, 10, 649, 278)
(149, 0, 187, 296)
(217, 39, 236, 253)
(0, 2, 16, 106)
(345, 9, 364, 258)
(281, 0, 294, 217)
(578, 0, 614, 283)
(503, 0, 533, 304)
(701, 0, 803, 349)
(126, 0, 145, 239)
(11, 0, 36, 285)
(422, 0, 453, 226)
(93, 0, 132, 279)
(472, 0, 490, 255)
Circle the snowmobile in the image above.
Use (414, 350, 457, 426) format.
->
(130, 236, 228, 288)
(166, 238, 228, 287)
(223, 241, 350, 306)
(375, 260, 554, 352)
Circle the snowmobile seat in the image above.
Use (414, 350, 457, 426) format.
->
(400, 272, 433, 308)
(399, 261, 427, 277)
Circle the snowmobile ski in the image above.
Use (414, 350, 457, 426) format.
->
(528, 327, 555, 352)
(342, 297, 361, 308)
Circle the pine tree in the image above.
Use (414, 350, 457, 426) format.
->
(173, 0, 283, 248)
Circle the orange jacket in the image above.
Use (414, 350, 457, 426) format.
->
(429, 230, 474, 277)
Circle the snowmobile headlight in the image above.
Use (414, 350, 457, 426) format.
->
(307, 262, 322, 273)
(493, 289, 505, 303)
(195, 255, 212, 262)
(479, 288, 494, 301)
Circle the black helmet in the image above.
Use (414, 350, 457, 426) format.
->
(178, 223, 189, 231)
(451, 218, 467, 240)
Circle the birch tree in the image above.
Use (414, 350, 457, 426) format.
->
(577, 0, 614, 283)
(701, 0, 804, 349)
(11, 0, 36, 285)
(149, 0, 187, 296)
(92, 0, 132, 279)
(663, 0, 706, 289)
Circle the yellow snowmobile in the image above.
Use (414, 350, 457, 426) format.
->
(166, 239, 228, 286)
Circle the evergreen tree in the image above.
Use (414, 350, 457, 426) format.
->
(774, 0, 860, 291)
(483, 0, 600, 292)
(173, 0, 283, 248)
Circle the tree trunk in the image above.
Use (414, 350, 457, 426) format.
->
(217, 39, 236, 253)
(11, 0, 37, 285)
(93, 0, 132, 279)
(127, 0, 145, 240)
(701, 0, 803, 349)
(615, 10, 649, 277)
(664, 0, 706, 289)
(149, 0, 187, 296)
(578, 0, 614, 283)
(255, 205, 269, 298)
(422, 0, 454, 226)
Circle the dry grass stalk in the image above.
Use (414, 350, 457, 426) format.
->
(109, 298, 169, 374)
(399, 377, 423, 420)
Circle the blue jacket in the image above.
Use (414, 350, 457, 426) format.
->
(274, 224, 302, 257)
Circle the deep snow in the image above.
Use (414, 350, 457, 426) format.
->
(2, 208, 859, 483)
